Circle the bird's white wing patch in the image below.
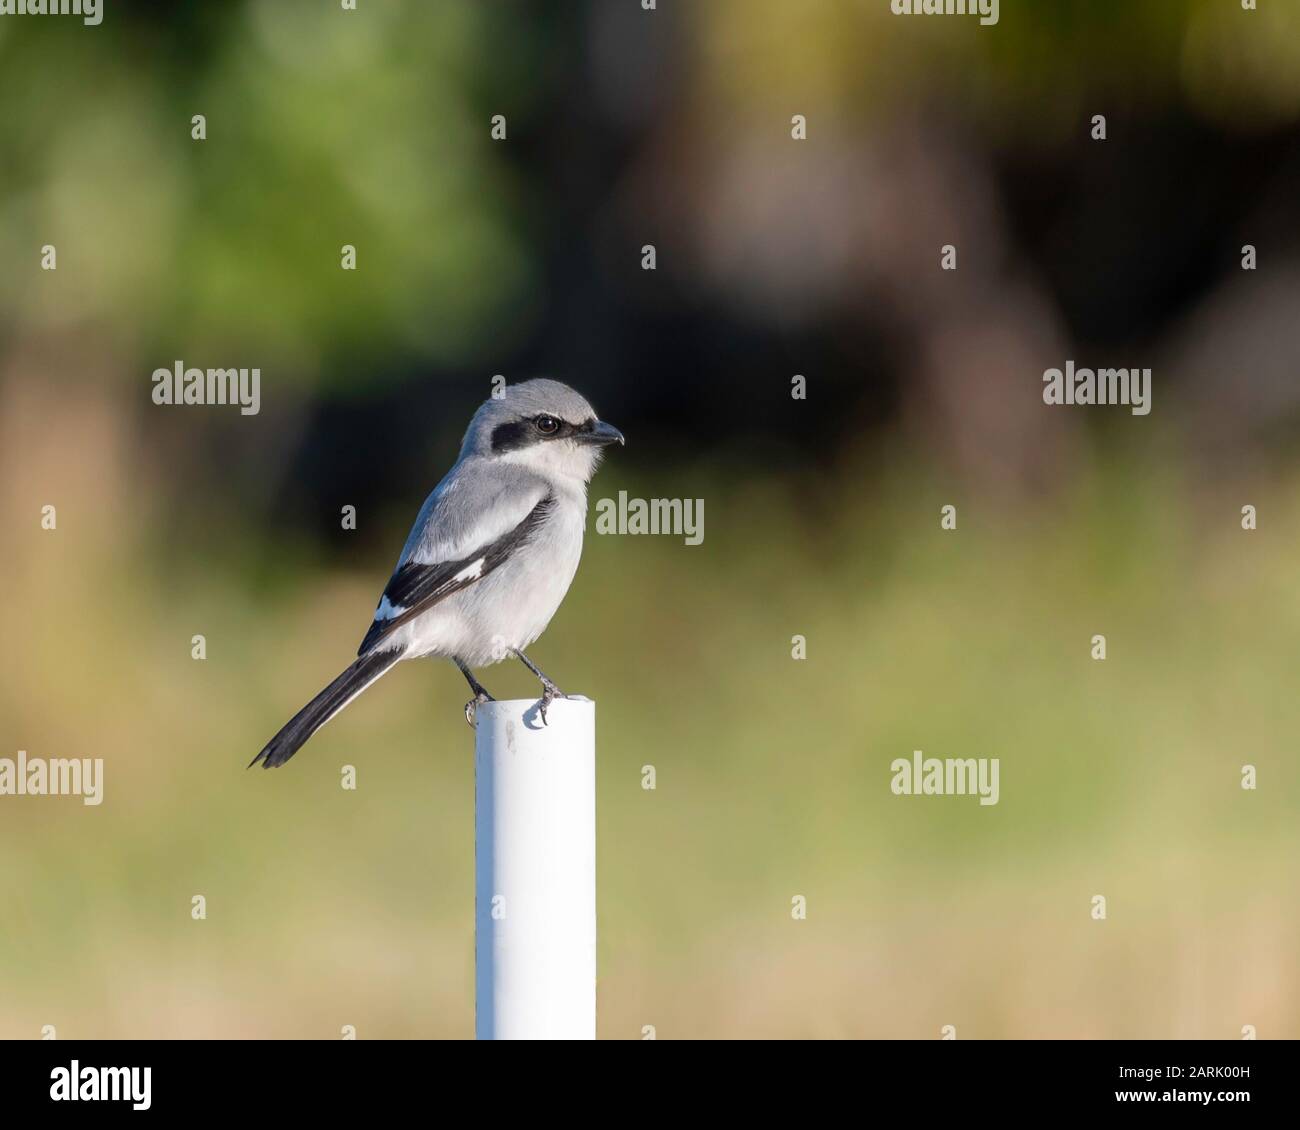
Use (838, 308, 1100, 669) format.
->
(452, 558, 484, 583)
(374, 595, 405, 621)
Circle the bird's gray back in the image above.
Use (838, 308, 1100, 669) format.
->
(397, 456, 551, 569)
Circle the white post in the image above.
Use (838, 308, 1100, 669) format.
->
(475, 697, 596, 1040)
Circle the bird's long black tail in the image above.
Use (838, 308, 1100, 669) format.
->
(250, 650, 402, 769)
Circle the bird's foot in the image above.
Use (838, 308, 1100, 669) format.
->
(535, 680, 568, 727)
(464, 690, 494, 729)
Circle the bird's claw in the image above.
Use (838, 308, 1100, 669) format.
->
(535, 682, 567, 727)
(464, 690, 493, 729)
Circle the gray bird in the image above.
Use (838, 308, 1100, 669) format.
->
(250, 379, 624, 769)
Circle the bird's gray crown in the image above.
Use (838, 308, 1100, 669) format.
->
(460, 379, 599, 458)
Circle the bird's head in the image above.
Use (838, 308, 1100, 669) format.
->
(462, 379, 624, 483)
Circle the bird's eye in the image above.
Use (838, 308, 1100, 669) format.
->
(535, 415, 560, 435)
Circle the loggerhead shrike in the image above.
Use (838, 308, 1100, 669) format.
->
(250, 379, 623, 769)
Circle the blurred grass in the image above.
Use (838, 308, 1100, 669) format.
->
(2, 380, 1296, 1038)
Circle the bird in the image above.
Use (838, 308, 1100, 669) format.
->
(249, 379, 624, 769)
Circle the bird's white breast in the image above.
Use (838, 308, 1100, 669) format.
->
(393, 488, 588, 667)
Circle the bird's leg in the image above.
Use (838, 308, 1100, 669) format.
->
(513, 648, 567, 726)
(455, 658, 495, 728)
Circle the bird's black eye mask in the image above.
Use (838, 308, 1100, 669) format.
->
(491, 415, 595, 453)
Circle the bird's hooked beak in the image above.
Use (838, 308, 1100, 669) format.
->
(577, 419, 625, 447)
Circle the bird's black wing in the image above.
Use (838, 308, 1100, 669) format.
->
(357, 493, 555, 656)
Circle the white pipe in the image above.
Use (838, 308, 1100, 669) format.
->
(475, 697, 596, 1040)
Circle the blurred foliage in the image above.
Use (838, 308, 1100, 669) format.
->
(0, 2, 544, 382)
(4, 1, 1300, 385)
(696, 0, 1300, 135)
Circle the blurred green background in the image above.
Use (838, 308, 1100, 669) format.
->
(3, 0, 1300, 1039)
